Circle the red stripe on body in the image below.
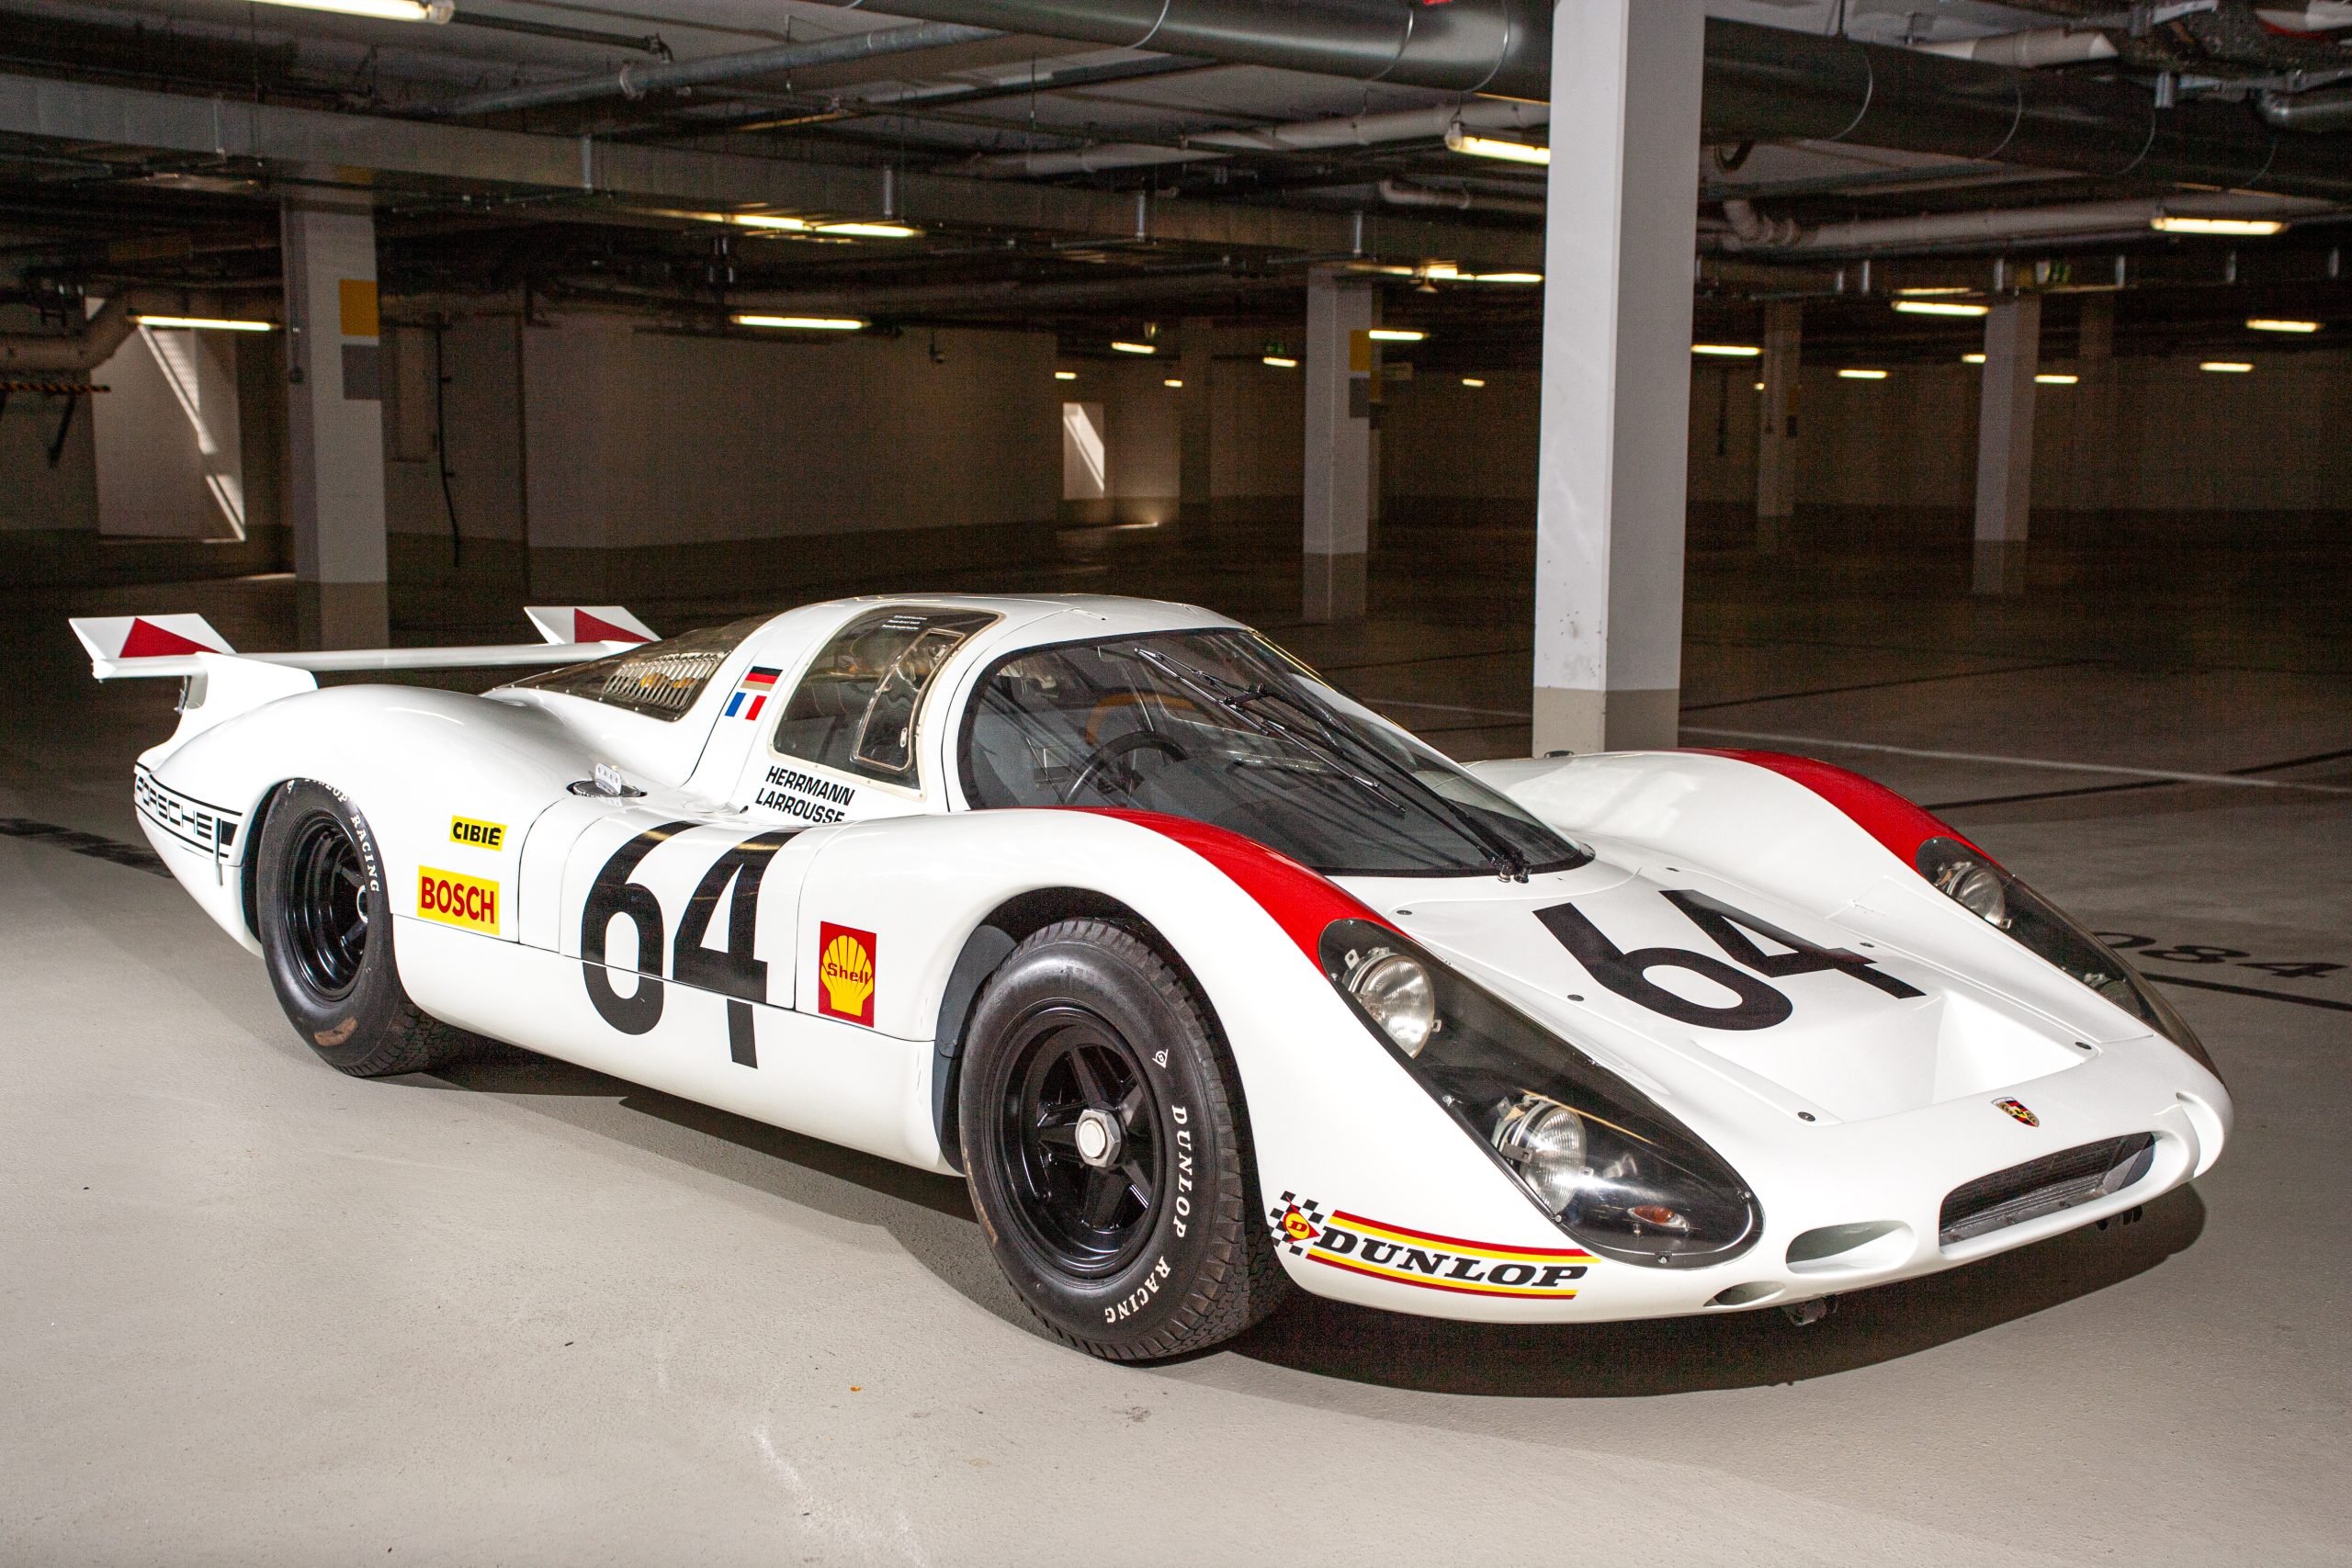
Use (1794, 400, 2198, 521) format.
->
(119, 619, 220, 659)
(1686, 749, 1989, 870)
(1069, 808, 1396, 959)
(574, 610, 651, 644)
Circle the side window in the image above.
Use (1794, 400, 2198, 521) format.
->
(772, 607, 997, 784)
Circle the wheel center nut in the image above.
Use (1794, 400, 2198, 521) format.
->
(1073, 1107, 1122, 1169)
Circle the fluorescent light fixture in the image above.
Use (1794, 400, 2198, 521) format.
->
(2035, 373, 2078, 385)
(1691, 344, 1761, 357)
(2246, 317, 2320, 333)
(1470, 271, 1543, 284)
(1963, 353, 1986, 364)
(1420, 262, 1460, 281)
(250, 0, 452, 21)
(730, 213, 809, 231)
(732, 314, 865, 331)
(1896, 286, 1973, 296)
(813, 221, 921, 239)
(1367, 328, 1427, 342)
(1163, 378, 1183, 389)
(2200, 360, 2254, 372)
(1753, 381, 1765, 391)
(1838, 368, 1888, 380)
(2152, 214, 2286, 236)
(1894, 299, 1989, 317)
(1054, 370, 1077, 380)
(1262, 355, 1297, 368)
(1110, 341, 1156, 355)
(1461, 377, 1486, 388)
(1445, 122, 1550, 165)
(131, 314, 275, 332)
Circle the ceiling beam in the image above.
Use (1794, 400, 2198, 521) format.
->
(0, 72, 1542, 270)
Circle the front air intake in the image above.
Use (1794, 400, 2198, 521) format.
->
(1939, 1134, 2156, 1247)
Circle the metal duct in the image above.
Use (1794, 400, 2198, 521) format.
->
(821, 0, 1536, 97)
(435, 20, 1000, 117)
(963, 97, 1547, 177)
(828, 3, 2352, 201)
(0, 293, 157, 372)
(1714, 193, 2332, 255)
(1913, 28, 2119, 68)
(1377, 177, 1544, 217)
(2259, 86, 2352, 130)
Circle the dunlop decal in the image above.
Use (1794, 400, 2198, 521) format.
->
(1269, 1192, 1591, 1299)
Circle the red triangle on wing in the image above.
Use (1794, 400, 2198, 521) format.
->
(119, 618, 220, 658)
(574, 611, 650, 644)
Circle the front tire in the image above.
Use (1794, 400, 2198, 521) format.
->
(959, 919, 1286, 1359)
(255, 780, 469, 1077)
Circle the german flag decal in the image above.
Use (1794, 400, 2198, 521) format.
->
(724, 667, 781, 722)
(1267, 1192, 1591, 1298)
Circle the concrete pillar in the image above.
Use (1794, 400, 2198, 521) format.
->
(1756, 300, 1801, 551)
(1303, 267, 1374, 621)
(2075, 293, 2117, 517)
(281, 188, 389, 649)
(1531, 0, 1703, 754)
(1178, 316, 1214, 541)
(1971, 295, 2041, 597)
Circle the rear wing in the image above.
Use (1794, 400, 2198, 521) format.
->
(69, 606, 656, 682)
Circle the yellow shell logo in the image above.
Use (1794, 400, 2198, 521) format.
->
(820, 927, 876, 1023)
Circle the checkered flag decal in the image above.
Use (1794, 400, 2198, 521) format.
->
(1269, 1191, 1327, 1257)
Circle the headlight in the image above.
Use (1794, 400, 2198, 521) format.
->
(1340, 945, 1436, 1055)
(1320, 919, 1761, 1269)
(1917, 837, 2222, 1081)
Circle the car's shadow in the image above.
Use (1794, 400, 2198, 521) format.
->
(424, 1041, 2206, 1399)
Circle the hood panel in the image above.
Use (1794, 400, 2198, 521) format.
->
(1367, 864, 2086, 1123)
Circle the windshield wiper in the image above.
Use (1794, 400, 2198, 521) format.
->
(1118, 645, 1530, 882)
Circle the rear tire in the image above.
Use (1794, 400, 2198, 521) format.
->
(255, 780, 469, 1077)
(959, 919, 1287, 1360)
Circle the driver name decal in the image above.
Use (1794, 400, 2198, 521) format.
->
(418, 866, 500, 935)
(756, 764, 854, 824)
(1269, 1193, 1591, 1299)
(817, 922, 876, 1025)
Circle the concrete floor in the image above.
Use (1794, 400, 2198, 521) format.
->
(5, 518, 2348, 1565)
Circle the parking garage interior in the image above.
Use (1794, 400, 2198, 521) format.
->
(3, 1, 2348, 1562)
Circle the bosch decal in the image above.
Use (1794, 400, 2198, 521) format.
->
(1268, 1193, 1592, 1299)
(817, 922, 876, 1025)
(417, 866, 501, 935)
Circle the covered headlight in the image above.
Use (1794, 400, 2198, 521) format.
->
(1917, 837, 2221, 1081)
(1338, 944, 1436, 1055)
(1320, 919, 1761, 1269)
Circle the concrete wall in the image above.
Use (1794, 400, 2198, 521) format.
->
(1056, 336, 1305, 525)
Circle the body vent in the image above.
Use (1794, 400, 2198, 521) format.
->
(1939, 1134, 2155, 1247)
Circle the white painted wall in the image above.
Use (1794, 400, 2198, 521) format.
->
(91, 323, 246, 539)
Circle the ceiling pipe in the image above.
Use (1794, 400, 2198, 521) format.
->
(1714, 192, 2334, 256)
(828, 2, 2352, 201)
(2258, 85, 2352, 129)
(1377, 177, 1545, 218)
(820, 0, 1535, 97)
(0, 292, 171, 372)
(432, 20, 1001, 118)
(1913, 28, 2120, 68)
(961, 97, 1547, 178)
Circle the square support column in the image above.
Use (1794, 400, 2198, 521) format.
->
(1756, 300, 1801, 552)
(1302, 266, 1374, 622)
(2075, 292, 2117, 518)
(282, 187, 388, 649)
(1177, 316, 1215, 543)
(1532, 0, 1703, 754)
(1972, 295, 2041, 598)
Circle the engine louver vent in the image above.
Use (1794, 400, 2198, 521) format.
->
(1939, 1134, 2155, 1247)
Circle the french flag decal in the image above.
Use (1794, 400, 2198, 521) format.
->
(724, 667, 780, 721)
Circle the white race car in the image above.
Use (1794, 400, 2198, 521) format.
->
(74, 595, 2230, 1359)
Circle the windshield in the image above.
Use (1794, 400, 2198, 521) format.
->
(958, 629, 1591, 878)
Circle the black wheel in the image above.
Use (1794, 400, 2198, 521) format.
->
(959, 919, 1287, 1359)
(256, 780, 470, 1077)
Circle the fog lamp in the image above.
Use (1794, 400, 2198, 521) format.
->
(1933, 858, 2009, 927)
